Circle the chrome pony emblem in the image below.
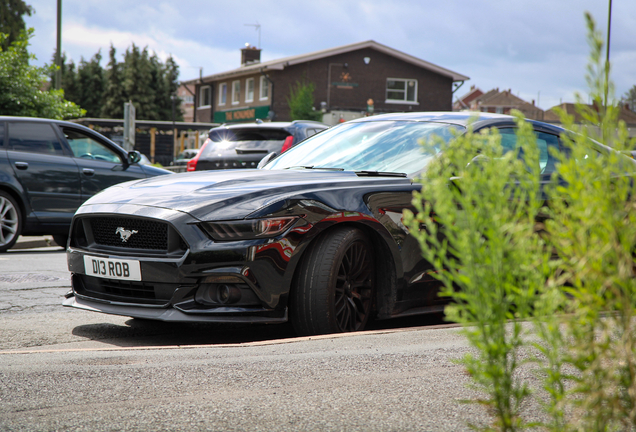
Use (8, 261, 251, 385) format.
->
(115, 227, 138, 242)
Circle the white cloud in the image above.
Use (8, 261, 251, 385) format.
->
(22, 0, 636, 107)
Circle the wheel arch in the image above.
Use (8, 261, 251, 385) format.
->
(288, 220, 399, 320)
(0, 184, 27, 224)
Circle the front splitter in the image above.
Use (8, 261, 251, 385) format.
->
(63, 295, 288, 324)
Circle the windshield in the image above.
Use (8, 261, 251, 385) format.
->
(264, 120, 464, 176)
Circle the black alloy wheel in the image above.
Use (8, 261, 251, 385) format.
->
(0, 191, 21, 253)
(291, 227, 375, 335)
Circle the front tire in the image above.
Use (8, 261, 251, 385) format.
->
(291, 227, 375, 335)
(0, 191, 21, 253)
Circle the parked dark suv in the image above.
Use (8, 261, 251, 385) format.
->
(0, 116, 172, 252)
(187, 120, 329, 171)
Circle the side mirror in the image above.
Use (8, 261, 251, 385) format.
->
(257, 152, 278, 169)
(127, 150, 142, 164)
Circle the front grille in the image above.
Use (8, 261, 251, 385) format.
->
(74, 274, 177, 306)
(89, 217, 168, 250)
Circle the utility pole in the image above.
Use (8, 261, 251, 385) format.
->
(55, 0, 62, 89)
(604, 0, 613, 108)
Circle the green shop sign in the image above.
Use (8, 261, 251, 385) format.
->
(214, 106, 270, 123)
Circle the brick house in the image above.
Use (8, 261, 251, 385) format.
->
(468, 88, 545, 120)
(544, 102, 636, 138)
(453, 85, 484, 111)
(177, 83, 196, 122)
(183, 40, 469, 124)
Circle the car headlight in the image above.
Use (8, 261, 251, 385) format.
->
(199, 217, 299, 241)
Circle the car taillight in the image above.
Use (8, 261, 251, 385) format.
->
(187, 139, 209, 171)
(280, 136, 294, 153)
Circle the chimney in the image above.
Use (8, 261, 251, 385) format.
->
(241, 44, 261, 66)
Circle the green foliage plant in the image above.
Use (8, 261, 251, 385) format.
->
(402, 11, 636, 432)
(0, 0, 33, 51)
(545, 12, 636, 431)
(100, 45, 125, 119)
(286, 80, 322, 121)
(403, 112, 551, 431)
(49, 43, 182, 121)
(0, 29, 85, 119)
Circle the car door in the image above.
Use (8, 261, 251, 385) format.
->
(59, 126, 148, 202)
(6, 121, 81, 224)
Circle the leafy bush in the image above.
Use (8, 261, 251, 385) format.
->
(543, 13, 636, 431)
(405, 12, 636, 432)
(404, 113, 550, 431)
(286, 80, 322, 121)
(0, 29, 85, 119)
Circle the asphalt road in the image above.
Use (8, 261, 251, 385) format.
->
(0, 247, 526, 431)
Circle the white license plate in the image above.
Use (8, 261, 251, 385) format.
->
(83, 256, 142, 281)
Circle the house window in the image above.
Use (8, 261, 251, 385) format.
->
(245, 78, 254, 103)
(232, 80, 240, 105)
(219, 83, 227, 106)
(386, 78, 418, 104)
(259, 76, 269, 100)
(199, 86, 211, 107)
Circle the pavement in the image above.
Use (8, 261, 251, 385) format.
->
(11, 235, 62, 250)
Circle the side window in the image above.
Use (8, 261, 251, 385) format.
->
(199, 85, 211, 107)
(535, 132, 559, 174)
(245, 78, 254, 103)
(8, 122, 65, 156)
(498, 128, 559, 174)
(259, 76, 269, 100)
(386, 78, 418, 103)
(232, 80, 240, 104)
(0, 123, 4, 148)
(218, 83, 227, 106)
(63, 128, 121, 163)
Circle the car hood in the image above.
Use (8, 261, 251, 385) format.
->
(81, 169, 413, 221)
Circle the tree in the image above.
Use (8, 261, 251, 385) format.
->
(121, 45, 156, 120)
(101, 45, 125, 118)
(286, 80, 322, 121)
(49, 50, 80, 104)
(76, 51, 104, 117)
(49, 42, 182, 121)
(622, 84, 636, 113)
(155, 55, 182, 121)
(0, 0, 33, 51)
(0, 29, 84, 119)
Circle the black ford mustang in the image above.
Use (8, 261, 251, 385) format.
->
(63, 112, 599, 335)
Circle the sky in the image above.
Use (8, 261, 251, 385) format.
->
(22, 0, 636, 111)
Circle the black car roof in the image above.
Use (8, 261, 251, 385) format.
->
(0, 115, 106, 134)
(0, 115, 81, 125)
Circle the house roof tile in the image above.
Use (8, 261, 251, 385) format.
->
(183, 40, 469, 84)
